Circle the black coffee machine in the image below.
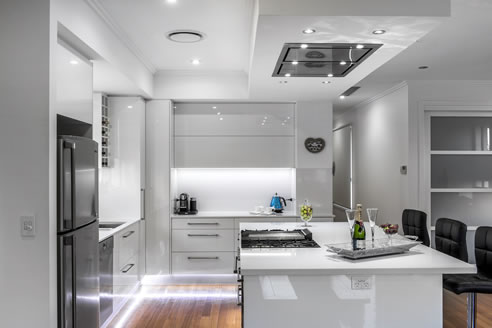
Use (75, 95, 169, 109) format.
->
(175, 193, 198, 215)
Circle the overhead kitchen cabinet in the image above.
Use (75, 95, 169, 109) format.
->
(174, 103, 295, 167)
(55, 40, 93, 124)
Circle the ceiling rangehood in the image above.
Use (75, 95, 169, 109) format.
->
(272, 43, 382, 78)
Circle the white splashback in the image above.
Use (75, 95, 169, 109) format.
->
(173, 168, 296, 212)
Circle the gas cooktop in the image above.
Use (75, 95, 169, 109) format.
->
(241, 229, 320, 248)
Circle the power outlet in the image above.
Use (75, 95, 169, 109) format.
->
(20, 215, 35, 237)
(351, 276, 372, 290)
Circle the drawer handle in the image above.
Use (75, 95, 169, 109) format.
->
(121, 263, 135, 273)
(187, 256, 219, 260)
(187, 234, 219, 237)
(122, 231, 135, 238)
(187, 222, 219, 226)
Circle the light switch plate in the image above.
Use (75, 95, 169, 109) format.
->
(400, 165, 408, 175)
(351, 276, 372, 290)
(20, 215, 35, 237)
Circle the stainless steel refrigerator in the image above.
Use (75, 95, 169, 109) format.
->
(57, 135, 100, 328)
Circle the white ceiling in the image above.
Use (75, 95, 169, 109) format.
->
(248, 15, 442, 101)
(92, 0, 492, 106)
(333, 0, 492, 113)
(99, 0, 254, 72)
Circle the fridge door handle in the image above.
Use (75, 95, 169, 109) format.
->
(59, 139, 76, 231)
(59, 235, 75, 328)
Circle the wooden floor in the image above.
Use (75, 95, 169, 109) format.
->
(443, 289, 492, 328)
(107, 285, 492, 328)
(106, 285, 240, 328)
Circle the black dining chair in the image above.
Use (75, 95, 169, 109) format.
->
(402, 209, 430, 246)
(443, 226, 492, 328)
(435, 218, 468, 262)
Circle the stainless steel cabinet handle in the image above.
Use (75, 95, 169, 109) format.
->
(121, 263, 135, 273)
(187, 256, 219, 260)
(187, 222, 219, 226)
(140, 188, 145, 220)
(122, 231, 135, 238)
(187, 234, 219, 237)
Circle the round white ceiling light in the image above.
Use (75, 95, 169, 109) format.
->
(300, 44, 309, 49)
(372, 29, 386, 35)
(302, 28, 316, 34)
(166, 30, 206, 43)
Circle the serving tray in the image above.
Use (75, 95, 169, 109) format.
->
(325, 238, 421, 260)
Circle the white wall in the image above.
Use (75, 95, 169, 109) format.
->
(153, 70, 248, 100)
(173, 168, 296, 212)
(52, 0, 154, 97)
(0, 1, 55, 327)
(296, 102, 334, 216)
(334, 83, 409, 227)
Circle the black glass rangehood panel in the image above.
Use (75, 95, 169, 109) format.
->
(272, 43, 382, 78)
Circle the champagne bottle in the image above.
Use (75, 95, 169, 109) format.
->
(352, 204, 366, 247)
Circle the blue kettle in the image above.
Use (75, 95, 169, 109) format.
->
(270, 193, 287, 213)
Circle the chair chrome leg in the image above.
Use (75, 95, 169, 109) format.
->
(467, 292, 477, 328)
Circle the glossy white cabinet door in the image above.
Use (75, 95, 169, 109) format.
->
(175, 136, 295, 167)
(146, 100, 172, 274)
(99, 97, 145, 220)
(55, 41, 93, 124)
(175, 103, 295, 136)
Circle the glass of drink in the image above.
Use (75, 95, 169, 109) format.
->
(345, 209, 356, 238)
(366, 208, 378, 243)
(300, 200, 313, 227)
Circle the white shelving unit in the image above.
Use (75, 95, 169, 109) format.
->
(425, 111, 492, 262)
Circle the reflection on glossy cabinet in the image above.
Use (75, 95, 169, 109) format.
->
(175, 103, 295, 136)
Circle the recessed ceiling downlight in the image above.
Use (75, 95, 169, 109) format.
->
(166, 30, 205, 43)
(302, 28, 316, 34)
(372, 29, 386, 35)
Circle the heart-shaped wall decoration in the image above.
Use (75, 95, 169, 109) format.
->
(305, 137, 325, 153)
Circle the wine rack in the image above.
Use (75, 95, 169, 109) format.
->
(101, 94, 110, 167)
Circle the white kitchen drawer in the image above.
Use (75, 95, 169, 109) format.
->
(114, 254, 139, 288)
(174, 103, 295, 136)
(172, 252, 235, 274)
(175, 136, 295, 168)
(172, 229, 234, 252)
(118, 224, 139, 266)
(113, 255, 139, 311)
(172, 218, 234, 230)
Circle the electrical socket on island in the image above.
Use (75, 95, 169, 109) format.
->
(351, 276, 372, 290)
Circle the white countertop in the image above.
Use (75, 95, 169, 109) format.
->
(98, 218, 140, 242)
(239, 222, 476, 276)
(171, 211, 334, 219)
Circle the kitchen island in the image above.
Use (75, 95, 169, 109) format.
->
(239, 222, 475, 328)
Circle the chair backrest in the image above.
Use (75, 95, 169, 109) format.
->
(475, 226, 492, 276)
(435, 218, 468, 262)
(402, 209, 430, 246)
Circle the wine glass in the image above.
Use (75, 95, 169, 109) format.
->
(300, 200, 313, 227)
(366, 208, 378, 243)
(345, 209, 356, 238)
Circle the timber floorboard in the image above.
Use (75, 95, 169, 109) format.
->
(107, 285, 492, 327)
